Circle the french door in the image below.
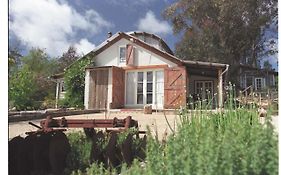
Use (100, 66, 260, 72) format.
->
(195, 81, 213, 100)
(125, 70, 164, 108)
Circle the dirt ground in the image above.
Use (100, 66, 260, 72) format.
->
(8, 112, 180, 140)
(8, 112, 278, 140)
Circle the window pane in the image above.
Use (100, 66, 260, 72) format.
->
(156, 71, 164, 82)
(137, 94, 143, 104)
(126, 72, 135, 104)
(147, 94, 152, 104)
(147, 83, 152, 92)
(138, 72, 143, 81)
(137, 83, 143, 93)
(120, 47, 126, 62)
(156, 82, 164, 93)
(147, 71, 153, 81)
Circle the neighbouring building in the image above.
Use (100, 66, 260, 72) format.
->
(237, 64, 278, 92)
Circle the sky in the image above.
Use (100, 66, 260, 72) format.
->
(8, 0, 278, 70)
(9, 0, 178, 56)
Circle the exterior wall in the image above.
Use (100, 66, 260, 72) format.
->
(188, 75, 218, 96)
(239, 70, 277, 90)
(94, 38, 177, 68)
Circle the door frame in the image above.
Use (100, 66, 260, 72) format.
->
(194, 80, 214, 100)
(124, 69, 164, 109)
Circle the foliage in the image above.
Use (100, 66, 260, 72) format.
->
(8, 40, 23, 78)
(9, 67, 37, 110)
(263, 60, 273, 70)
(65, 131, 93, 174)
(56, 46, 80, 73)
(63, 89, 277, 174)
(9, 48, 57, 110)
(60, 56, 92, 108)
(163, 0, 277, 82)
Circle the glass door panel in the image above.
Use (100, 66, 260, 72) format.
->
(137, 72, 144, 104)
(126, 72, 135, 104)
(156, 71, 164, 107)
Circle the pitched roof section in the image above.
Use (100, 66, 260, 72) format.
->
(239, 64, 278, 75)
(79, 31, 229, 69)
(126, 31, 174, 55)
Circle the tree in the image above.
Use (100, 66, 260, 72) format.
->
(164, 0, 277, 82)
(56, 46, 80, 73)
(263, 60, 273, 70)
(8, 40, 23, 78)
(9, 67, 37, 110)
(9, 48, 57, 110)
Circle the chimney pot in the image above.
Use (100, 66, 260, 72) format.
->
(108, 32, 112, 38)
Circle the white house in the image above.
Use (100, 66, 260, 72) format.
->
(54, 31, 229, 110)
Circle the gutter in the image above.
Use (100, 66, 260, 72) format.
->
(221, 64, 229, 76)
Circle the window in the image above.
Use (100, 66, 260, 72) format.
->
(61, 81, 66, 92)
(255, 78, 264, 90)
(119, 47, 126, 63)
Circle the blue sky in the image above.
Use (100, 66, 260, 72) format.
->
(9, 0, 277, 70)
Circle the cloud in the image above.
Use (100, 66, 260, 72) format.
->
(105, 0, 156, 6)
(137, 11, 172, 35)
(9, 0, 112, 57)
(75, 39, 96, 55)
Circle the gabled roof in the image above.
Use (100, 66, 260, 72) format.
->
(239, 64, 278, 75)
(65, 31, 229, 73)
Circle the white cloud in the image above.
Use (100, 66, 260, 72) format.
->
(137, 11, 172, 35)
(105, 0, 156, 6)
(75, 39, 96, 55)
(10, 0, 112, 57)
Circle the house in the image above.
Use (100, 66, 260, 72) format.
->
(237, 65, 278, 93)
(54, 31, 229, 110)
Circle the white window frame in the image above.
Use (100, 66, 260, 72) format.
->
(119, 46, 126, 64)
(255, 77, 265, 91)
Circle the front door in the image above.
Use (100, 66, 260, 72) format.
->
(195, 81, 213, 100)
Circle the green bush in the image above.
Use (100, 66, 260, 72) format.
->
(64, 131, 92, 174)
(9, 67, 37, 110)
(62, 57, 92, 108)
(64, 109, 278, 175)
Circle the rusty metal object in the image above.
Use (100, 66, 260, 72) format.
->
(10, 115, 146, 174)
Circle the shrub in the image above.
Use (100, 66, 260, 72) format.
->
(64, 131, 92, 174)
(62, 57, 92, 108)
(64, 109, 278, 175)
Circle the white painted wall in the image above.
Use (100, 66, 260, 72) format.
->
(94, 38, 177, 67)
(84, 70, 90, 109)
